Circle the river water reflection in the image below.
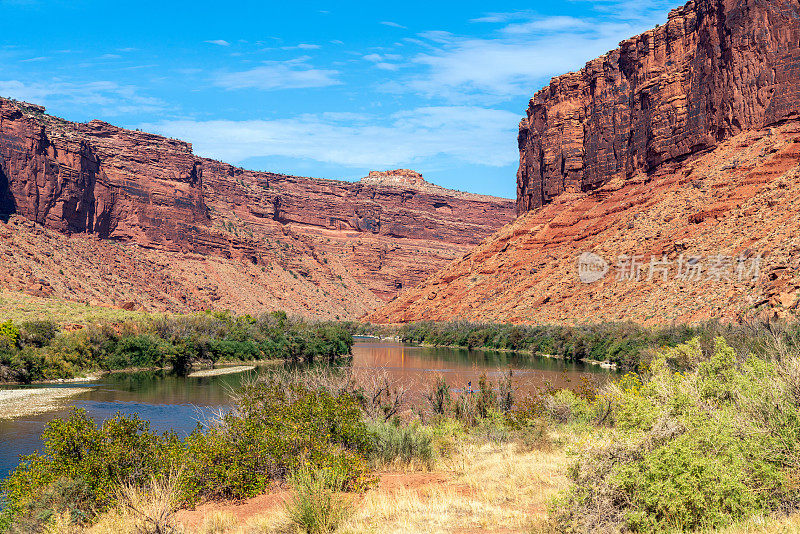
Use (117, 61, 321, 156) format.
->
(0, 340, 615, 480)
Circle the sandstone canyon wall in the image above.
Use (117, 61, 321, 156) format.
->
(517, 0, 800, 213)
(374, 0, 800, 325)
(0, 98, 515, 318)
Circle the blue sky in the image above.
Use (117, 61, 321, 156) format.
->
(0, 0, 678, 198)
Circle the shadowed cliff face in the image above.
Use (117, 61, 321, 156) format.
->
(0, 98, 515, 318)
(517, 0, 800, 214)
(0, 161, 14, 223)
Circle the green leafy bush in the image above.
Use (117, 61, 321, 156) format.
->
(0, 320, 20, 347)
(554, 337, 800, 533)
(180, 378, 374, 503)
(0, 409, 183, 530)
(106, 334, 170, 369)
(19, 320, 59, 348)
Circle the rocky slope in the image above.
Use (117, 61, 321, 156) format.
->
(373, 0, 800, 325)
(0, 98, 515, 318)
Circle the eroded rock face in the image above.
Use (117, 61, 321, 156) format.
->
(372, 122, 800, 325)
(0, 98, 515, 317)
(372, 0, 800, 325)
(517, 0, 800, 214)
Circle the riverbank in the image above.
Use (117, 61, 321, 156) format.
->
(0, 311, 354, 384)
(8, 334, 800, 533)
(0, 387, 91, 419)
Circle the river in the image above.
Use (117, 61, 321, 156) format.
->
(0, 340, 615, 480)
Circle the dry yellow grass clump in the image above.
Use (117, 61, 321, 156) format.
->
(342, 438, 568, 534)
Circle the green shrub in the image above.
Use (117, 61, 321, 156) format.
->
(181, 378, 374, 503)
(0, 320, 20, 347)
(425, 376, 451, 415)
(475, 373, 496, 419)
(367, 420, 434, 469)
(19, 320, 59, 348)
(1, 476, 93, 533)
(0, 409, 183, 529)
(107, 335, 170, 369)
(544, 389, 592, 424)
(284, 466, 354, 534)
(555, 337, 800, 533)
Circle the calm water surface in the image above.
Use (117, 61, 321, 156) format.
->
(0, 340, 614, 479)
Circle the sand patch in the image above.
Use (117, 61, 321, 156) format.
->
(188, 366, 255, 378)
(0, 387, 90, 419)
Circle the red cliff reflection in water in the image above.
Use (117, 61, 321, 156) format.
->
(349, 340, 614, 396)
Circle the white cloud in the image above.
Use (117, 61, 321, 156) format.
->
(397, 2, 676, 103)
(502, 16, 591, 34)
(140, 106, 519, 168)
(380, 21, 407, 29)
(470, 11, 531, 23)
(363, 53, 401, 71)
(204, 40, 230, 46)
(214, 59, 340, 90)
(281, 43, 321, 50)
(0, 79, 166, 116)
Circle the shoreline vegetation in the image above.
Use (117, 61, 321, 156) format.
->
(6, 305, 800, 532)
(5, 330, 800, 533)
(0, 311, 354, 385)
(353, 319, 795, 372)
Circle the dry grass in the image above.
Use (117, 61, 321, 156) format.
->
(87, 473, 182, 534)
(710, 514, 800, 534)
(150, 430, 570, 534)
(337, 432, 570, 534)
(0, 290, 150, 325)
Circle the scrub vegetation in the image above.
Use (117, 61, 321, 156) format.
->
(5, 318, 800, 533)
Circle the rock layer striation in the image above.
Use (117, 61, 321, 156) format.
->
(0, 98, 515, 318)
(374, 0, 800, 325)
(517, 0, 800, 214)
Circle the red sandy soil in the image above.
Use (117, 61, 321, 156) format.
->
(175, 471, 455, 531)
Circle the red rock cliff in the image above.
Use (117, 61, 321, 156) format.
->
(517, 0, 800, 214)
(0, 98, 515, 318)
